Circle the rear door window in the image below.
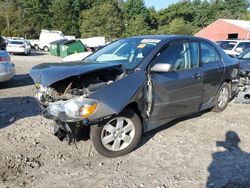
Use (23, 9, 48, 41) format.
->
(201, 42, 220, 64)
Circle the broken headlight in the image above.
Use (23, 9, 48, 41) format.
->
(35, 84, 54, 100)
(44, 97, 97, 122)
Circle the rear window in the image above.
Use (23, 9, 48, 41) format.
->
(10, 41, 24, 45)
(218, 41, 237, 50)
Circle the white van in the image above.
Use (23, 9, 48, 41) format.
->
(37, 30, 66, 52)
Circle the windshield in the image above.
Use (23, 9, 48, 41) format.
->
(217, 41, 237, 50)
(239, 49, 250, 59)
(84, 38, 161, 69)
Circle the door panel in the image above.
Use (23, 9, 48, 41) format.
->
(148, 41, 203, 122)
(200, 42, 225, 103)
(150, 68, 203, 121)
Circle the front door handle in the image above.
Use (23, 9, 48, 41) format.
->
(193, 73, 201, 80)
(218, 65, 223, 71)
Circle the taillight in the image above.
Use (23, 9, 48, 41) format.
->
(0, 57, 8, 62)
(19, 45, 25, 48)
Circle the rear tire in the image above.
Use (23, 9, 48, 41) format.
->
(90, 108, 142, 158)
(212, 82, 230, 112)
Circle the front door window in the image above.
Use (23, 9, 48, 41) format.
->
(152, 41, 199, 71)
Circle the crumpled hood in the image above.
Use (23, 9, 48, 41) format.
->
(29, 61, 123, 86)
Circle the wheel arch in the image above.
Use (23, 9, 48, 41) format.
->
(123, 102, 144, 131)
(223, 79, 232, 96)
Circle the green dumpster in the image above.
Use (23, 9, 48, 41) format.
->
(60, 40, 86, 58)
(50, 39, 68, 56)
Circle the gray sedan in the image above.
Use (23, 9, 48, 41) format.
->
(0, 51, 15, 82)
(30, 35, 239, 157)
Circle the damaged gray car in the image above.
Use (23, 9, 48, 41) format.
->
(29, 35, 239, 157)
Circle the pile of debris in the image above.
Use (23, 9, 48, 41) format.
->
(234, 70, 250, 104)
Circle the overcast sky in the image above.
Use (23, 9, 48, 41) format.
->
(144, 0, 179, 10)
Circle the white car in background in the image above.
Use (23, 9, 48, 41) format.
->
(216, 40, 250, 57)
(6, 39, 31, 55)
(62, 52, 92, 62)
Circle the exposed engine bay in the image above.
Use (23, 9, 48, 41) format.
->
(35, 66, 125, 106)
(32, 65, 127, 144)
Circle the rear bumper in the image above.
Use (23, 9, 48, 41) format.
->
(7, 47, 26, 54)
(0, 63, 15, 82)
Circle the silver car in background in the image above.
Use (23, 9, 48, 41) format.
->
(0, 51, 15, 82)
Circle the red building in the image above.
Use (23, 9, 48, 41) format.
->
(195, 19, 250, 41)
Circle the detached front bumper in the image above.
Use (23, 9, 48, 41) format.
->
(0, 63, 15, 82)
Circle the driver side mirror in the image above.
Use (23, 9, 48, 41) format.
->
(150, 63, 173, 73)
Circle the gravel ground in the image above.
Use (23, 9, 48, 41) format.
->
(1, 52, 250, 188)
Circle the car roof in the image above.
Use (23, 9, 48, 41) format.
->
(217, 40, 250, 42)
(128, 35, 197, 40)
(127, 35, 211, 43)
(128, 35, 177, 39)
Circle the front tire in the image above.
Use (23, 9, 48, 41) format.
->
(90, 108, 142, 158)
(34, 45, 39, 51)
(212, 82, 230, 112)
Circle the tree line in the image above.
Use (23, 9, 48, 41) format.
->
(0, 0, 249, 40)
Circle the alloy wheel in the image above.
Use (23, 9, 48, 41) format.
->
(101, 117, 135, 151)
(218, 86, 229, 108)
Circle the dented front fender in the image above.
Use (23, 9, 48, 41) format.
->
(88, 70, 146, 120)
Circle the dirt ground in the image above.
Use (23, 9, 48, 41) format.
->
(1, 52, 250, 188)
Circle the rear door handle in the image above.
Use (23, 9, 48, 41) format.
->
(193, 73, 201, 80)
